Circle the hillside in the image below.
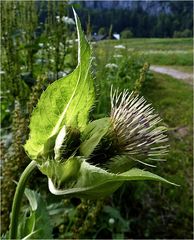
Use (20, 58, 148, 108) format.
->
(72, 1, 193, 37)
(77, 0, 171, 15)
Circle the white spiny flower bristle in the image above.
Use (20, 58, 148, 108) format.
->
(110, 87, 169, 166)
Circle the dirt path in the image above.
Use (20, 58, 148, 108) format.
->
(150, 65, 193, 85)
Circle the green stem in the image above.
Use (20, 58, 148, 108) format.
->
(9, 161, 37, 239)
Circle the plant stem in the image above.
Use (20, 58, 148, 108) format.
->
(9, 160, 37, 239)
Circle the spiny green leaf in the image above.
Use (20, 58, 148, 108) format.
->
(24, 9, 94, 161)
(43, 158, 177, 199)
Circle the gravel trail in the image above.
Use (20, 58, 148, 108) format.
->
(150, 65, 193, 85)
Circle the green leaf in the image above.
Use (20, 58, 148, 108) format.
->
(47, 202, 76, 231)
(24, 9, 94, 161)
(44, 158, 177, 199)
(40, 157, 82, 189)
(119, 168, 177, 183)
(80, 117, 111, 157)
(18, 189, 52, 239)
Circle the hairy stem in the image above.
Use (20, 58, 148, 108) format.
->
(9, 160, 37, 239)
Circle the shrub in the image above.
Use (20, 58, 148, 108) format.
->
(120, 29, 133, 39)
(173, 29, 192, 38)
(98, 27, 107, 35)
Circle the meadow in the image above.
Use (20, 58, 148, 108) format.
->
(96, 38, 193, 66)
(90, 37, 193, 239)
(1, 2, 193, 239)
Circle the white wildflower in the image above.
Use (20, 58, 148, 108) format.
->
(0, 70, 5, 75)
(49, 46, 55, 50)
(38, 43, 44, 48)
(36, 59, 44, 64)
(67, 39, 74, 45)
(58, 71, 67, 78)
(20, 66, 25, 70)
(108, 218, 115, 225)
(105, 63, 118, 69)
(61, 16, 75, 25)
(56, 16, 60, 22)
(114, 45, 126, 49)
(113, 54, 123, 58)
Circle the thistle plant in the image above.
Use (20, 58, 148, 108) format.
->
(8, 9, 177, 239)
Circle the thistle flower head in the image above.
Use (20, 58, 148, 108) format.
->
(110, 87, 168, 167)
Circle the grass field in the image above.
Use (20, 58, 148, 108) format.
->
(92, 37, 193, 239)
(96, 38, 193, 66)
(141, 72, 193, 238)
(113, 38, 192, 50)
(170, 65, 193, 73)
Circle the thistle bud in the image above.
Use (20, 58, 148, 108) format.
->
(109, 88, 169, 168)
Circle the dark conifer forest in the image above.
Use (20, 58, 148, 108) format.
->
(72, 1, 193, 37)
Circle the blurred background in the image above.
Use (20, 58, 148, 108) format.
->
(1, 0, 193, 239)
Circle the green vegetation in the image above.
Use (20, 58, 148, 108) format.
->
(120, 29, 133, 39)
(90, 38, 193, 239)
(1, 1, 77, 234)
(173, 29, 192, 38)
(96, 38, 193, 66)
(1, 1, 193, 239)
(169, 65, 193, 73)
(98, 27, 107, 35)
(140, 73, 193, 238)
